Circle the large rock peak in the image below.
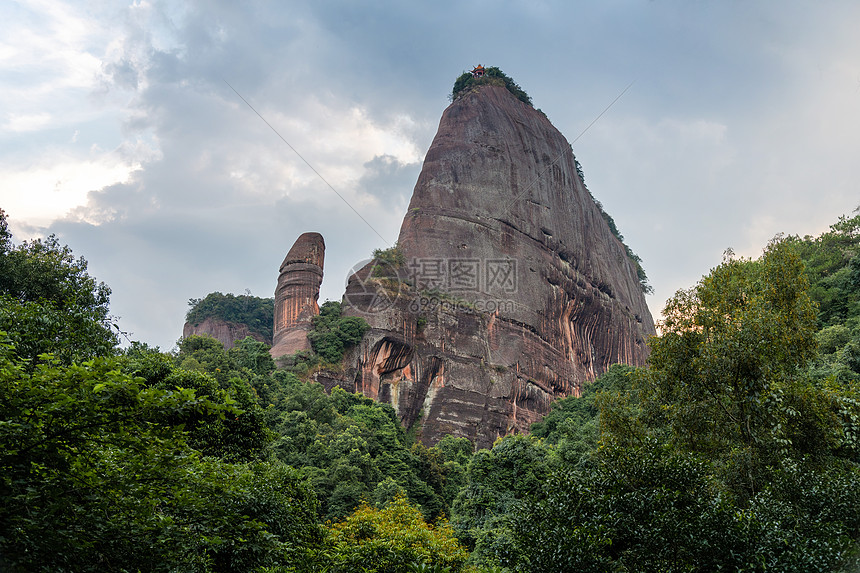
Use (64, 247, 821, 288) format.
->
(277, 83, 656, 448)
(341, 85, 654, 447)
(270, 232, 325, 358)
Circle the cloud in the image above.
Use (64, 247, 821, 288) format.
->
(3, 113, 53, 132)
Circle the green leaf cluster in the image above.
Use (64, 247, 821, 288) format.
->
(322, 495, 469, 572)
(530, 363, 636, 465)
(373, 244, 406, 268)
(450, 434, 552, 567)
(0, 212, 323, 571)
(787, 213, 860, 385)
(128, 335, 275, 463)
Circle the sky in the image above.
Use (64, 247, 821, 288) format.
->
(1, 0, 859, 351)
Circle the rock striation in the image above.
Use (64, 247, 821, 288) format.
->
(270, 232, 325, 358)
(182, 317, 267, 350)
(333, 85, 656, 448)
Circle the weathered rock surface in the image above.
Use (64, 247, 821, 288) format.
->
(334, 85, 655, 448)
(270, 232, 325, 358)
(182, 318, 267, 350)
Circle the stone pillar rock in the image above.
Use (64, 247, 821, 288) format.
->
(270, 232, 325, 358)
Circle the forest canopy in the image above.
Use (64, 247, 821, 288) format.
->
(3, 206, 860, 572)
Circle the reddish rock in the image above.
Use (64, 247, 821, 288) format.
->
(336, 85, 656, 448)
(270, 232, 325, 358)
(182, 318, 267, 350)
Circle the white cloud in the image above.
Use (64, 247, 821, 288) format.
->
(3, 113, 53, 132)
(0, 152, 142, 232)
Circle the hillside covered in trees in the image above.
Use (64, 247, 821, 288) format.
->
(186, 292, 275, 344)
(2, 207, 860, 572)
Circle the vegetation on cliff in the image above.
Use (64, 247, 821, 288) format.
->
(452, 67, 652, 295)
(451, 66, 532, 106)
(307, 301, 370, 363)
(186, 291, 274, 343)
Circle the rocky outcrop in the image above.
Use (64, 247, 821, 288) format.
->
(333, 85, 655, 448)
(270, 233, 325, 358)
(182, 318, 267, 350)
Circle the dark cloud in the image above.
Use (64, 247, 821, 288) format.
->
(357, 155, 421, 204)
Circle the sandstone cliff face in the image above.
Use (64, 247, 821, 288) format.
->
(182, 318, 267, 350)
(335, 85, 656, 449)
(270, 232, 325, 358)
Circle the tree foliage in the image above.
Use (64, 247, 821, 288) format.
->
(787, 213, 860, 385)
(451, 435, 552, 566)
(308, 301, 370, 364)
(270, 375, 465, 522)
(0, 210, 117, 364)
(9, 204, 860, 571)
(0, 333, 323, 572)
(530, 363, 637, 465)
(322, 495, 469, 573)
(504, 237, 860, 571)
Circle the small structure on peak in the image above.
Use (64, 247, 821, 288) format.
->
(471, 64, 485, 78)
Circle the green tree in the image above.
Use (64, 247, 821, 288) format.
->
(451, 67, 532, 106)
(323, 495, 469, 573)
(0, 210, 117, 364)
(530, 364, 637, 465)
(507, 238, 860, 571)
(451, 434, 551, 565)
(0, 333, 322, 572)
(627, 240, 819, 494)
(269, 377, 460, 522)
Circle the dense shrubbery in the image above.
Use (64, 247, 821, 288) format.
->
(324, 495, 469, 572)
(787, 213, 860, 387)
(373, 244, 406, 268)
(186, 291, 274, 343)
(307, 301, 369, 363)
(451, 67, 532, 106)
(497, 237, 860, 571)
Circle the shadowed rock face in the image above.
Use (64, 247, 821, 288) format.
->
(270, 232, 325, 358)
(182, 318, 268, 349)
(333, 85, 655, 448)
